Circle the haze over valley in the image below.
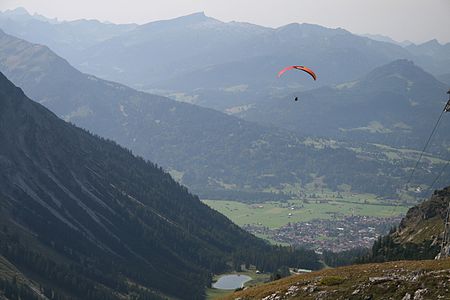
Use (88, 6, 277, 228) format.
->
(0, 3, 449, 299)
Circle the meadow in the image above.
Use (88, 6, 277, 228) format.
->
(203, 191, 409, 229)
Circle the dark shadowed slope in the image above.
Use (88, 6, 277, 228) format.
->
(1, 71, 321, 299)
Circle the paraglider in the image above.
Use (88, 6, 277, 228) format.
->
(277, 65, 317, 81)
(277, 65, 317, 102)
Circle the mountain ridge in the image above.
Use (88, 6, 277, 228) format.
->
(1, 29, 439, 199)
(76, 13, 411, 93)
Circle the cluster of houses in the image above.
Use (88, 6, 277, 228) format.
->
(243, 215, 402, 252)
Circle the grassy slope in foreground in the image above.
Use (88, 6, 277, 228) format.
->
(224, 259, 450, 300)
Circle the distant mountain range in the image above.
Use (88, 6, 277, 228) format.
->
(0, 7, 137, 62)
(239, 59, 450, 152)
(360, 33, 413, 47)
(0, 71, 322, 299)
(1, 8, 448, 113)
(64, 12, 414, 108)
(76, 13, 409, 86)
(1, 29, 446, 199)
(405, 39, 450, 77)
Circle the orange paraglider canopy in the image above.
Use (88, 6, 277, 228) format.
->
(277, 65, 317, 81)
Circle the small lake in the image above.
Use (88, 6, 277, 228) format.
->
(212, 274, 252, 290)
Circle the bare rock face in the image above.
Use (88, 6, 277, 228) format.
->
(402, 293, 412, 300)
(398, 186, 450, 233)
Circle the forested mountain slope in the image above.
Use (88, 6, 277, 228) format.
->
(0, 72, 320, 299)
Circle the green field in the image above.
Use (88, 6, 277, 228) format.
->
(203, 193, 408, 229)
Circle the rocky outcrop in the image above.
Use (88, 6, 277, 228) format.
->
(227, 259, 450, 299)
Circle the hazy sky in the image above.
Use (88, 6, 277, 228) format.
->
(1, 0, 449, 43)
